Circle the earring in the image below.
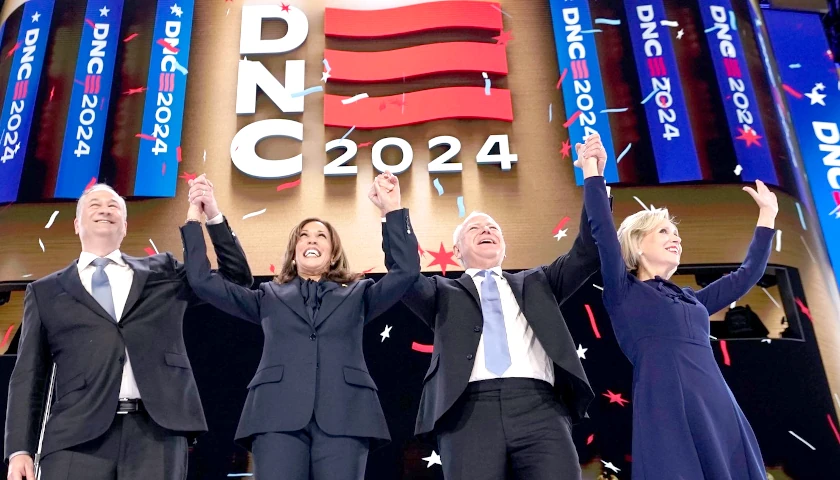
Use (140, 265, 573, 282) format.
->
(291, 260, 296, 265)
(638, 251, 643, 256)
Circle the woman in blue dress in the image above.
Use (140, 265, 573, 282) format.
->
(575, 134, 778, 479)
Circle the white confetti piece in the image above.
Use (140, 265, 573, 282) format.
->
(834, 393, 840, 411)
(380, 325, 392, 342)
(616, 143, 632, 163)
(730, 301, 736, 309)
(580, 29, 602, 34)
(734, 164, 743, 175)
(709, 335, 718, 340)
(149, 239, 160, 255)
(38, 238, 45, 252)
(341, 125, 355, 140)
(788, 431, 816, 450)
(594, 18, 621, 26)
(633, 196, 650, 211)
(44, 210, 59, 229)
(593, 284, 603, 291)
(482, 72, 490, 95)
(242, 208, 267, 220)
(576, 344, 588, 359)
(789, 63, 801, 69)
(761, 338, 772, 343)
(549, 103, 552, 122)
(490, 4, 512, 19)
(660, 20, 679, 27)
(203, 150, 206, 163)
(795, 202, 806, 230)
(800, 235, 817, 263)
(605, 186, 611, 197)
(600, 107, 629, 113)
(641, 88, 660, 104)
(761, 287, 782, 310)
(775, 229, 782, 252)
(22, 274, 32, 278)
(422, 450, 442, 467)
(601, 460, 620, 473)
(341, 93, 369, 105)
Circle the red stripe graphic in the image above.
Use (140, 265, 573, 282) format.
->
(85, 75, 92, 94)
(724, 58, 741, 78)
(324, 86, 512, 129)
(95, 75, 101, 94)
(13, 81, 20, 100)
(571, 60, 588, 80)
(324, 42, 508, 83)
(325, 1, 503, 38)
(833, 190, 840, 206)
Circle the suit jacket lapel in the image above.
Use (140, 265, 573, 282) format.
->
(456, 274, 480, 306)
(122, 255, 149, 320)
(314, 281, 358, 329)
(273, 282, 310, 325)
(57, 261, 114, 323)
(503, 271, 526, 315)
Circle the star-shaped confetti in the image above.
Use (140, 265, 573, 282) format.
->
(179, 171, 197, 183)
(559, 139, 572, 159)
(805, 85, 826, 105)
(380, 325, 392, 342)
(422, 450, 442, 467)
(677, 29, 684, 39)
(735, 126, 763, 147)
(281, 3, 291, 12)
(321, 71, 331, 82)
(554, 229, 568, 241)
(602, 390, 630, 406)
(602, 460, 621, 473)
(493, 30, 513, 47)
(31, 11, 41, 22)
(815, 82, 825, 90)
(99, 6, 110, 16)
(170, 4, 183, 17)
(576, 344, 588, 359)
(427, 243, 459, 276)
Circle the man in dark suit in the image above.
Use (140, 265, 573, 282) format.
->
(5, 177, 252, 480)
(380, 135, 610, 479)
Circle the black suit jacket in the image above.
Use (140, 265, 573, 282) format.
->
(180, 208, 420, 450)
(383, 196, 608, 436)
(4, 219, 252, 462)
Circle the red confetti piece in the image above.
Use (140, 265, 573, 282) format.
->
(74, 79, 85, 87)
(795, 297, 812, 321)
(85, 18, 96, 29)
(719, 340, 731, 366)
(6, 41, 21, 59)
(143, 247, 156, 256)
(552, 216, 571, 235)
(563, 110, 582, 128)
(411, 342, 434, 353)
(782, 84, 803, 99)
(49, 86, 55, 102)
(123, 87, 147, 95)
(426, 242, 459, 276)
(176, 146, 182, 163)
(362, 267, 375, 274)
(162, 162, 166, 176)
(828, 414, 840, 445)
(586, 434, 594, 445)
(556, 68, 568, 89)
(584, 304, 601, 339)
(269, 264, 276, 274)
(85, 177, 98, 191)
(493, 29, 513, 47)
(735, 127, 762, 147)
(123, 33, 139, 42)
(602, 390, 630, 406)
(418, 244, 427, 258)
(280, 2, 291, 12)
(276, 179, 301, 191)
(0, 324, 15, 349)
(358, 141, 373, 148)
(559, 139, 571, 159)
(136, 133, 156, 141)
(624, 454, 633, 463)
(157, 38, 180, 53)
(834, 191, 840, 206)
(179, 172, 197, 183)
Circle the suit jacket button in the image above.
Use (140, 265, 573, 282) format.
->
(466, 354, 474, 360)
(310, 334, 316, 341)
(119, 356, 125, 365)
(474, 326, 481, 332)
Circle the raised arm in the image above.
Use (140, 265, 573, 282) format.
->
(695, 180, 778, 314)
(371, 173, 437, 329)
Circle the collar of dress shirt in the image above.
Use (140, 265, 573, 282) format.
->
(78, 250, 125, 270)
(466, 266, 504, 278)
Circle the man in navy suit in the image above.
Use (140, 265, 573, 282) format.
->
(5, 179, 252, 480)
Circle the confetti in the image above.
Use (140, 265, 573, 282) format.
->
(269, 264, 275, 274)
(600, 107, 628, 113)
(709, 335, 718, 340)
(775, 229, 782, 252)
(38, 238, 45, 252)
(143, 247, 156, 256)
(362, 267, 375, 274)
(44, 211, 59, 229)
(0, 325, 16, 349)
(433, 178, 444, 196)
(593, 284, 603, 291)
(549, 103, 552, 122)
(800, 235, 817, 263)
(340, 125, 355, 140)
(761, 287, 782, 309)
(123, 33, 139, 42)
(411, 342, 434, 353)
(729, 10, 737, 30)
(178, 172, 196, 183)
(556, 68, 567, 89)
(148, 239, 160, 255)
(828, 414, 840, 445)
(734, 164, 743, 175)
(761, 338, 771, 343)
(632, 196, 650, 211)
(172, 59, 188, 75)
(493, 30, 513, 46)
(422, 451, 442, 467)
(322, 58, 331, 73)
(788, 431, 816, 450)
(358, 141, 373, 148)
(563, 110, 582, 128)
(586, 434, 594, 445)
(380, 325, 392, 342)
(482, 72, 491, 95)
(795, 202, 806, 230)
(585, 304, 601, 339)
(594, 18, 621, 25)
(203, 150, 207, 163)
(242, 208, 267, 220)
(616, 143, 632, 163)
(580, 29, 602, 34)
(641, 87, 660, 104)
(276, 179, 301, 192)
(123, 87, 146, 95)
(552, 216, 570, 235)
(602, 460, 621, 473)
(136, 133, 156, 141)
(49, 86, 54, 102)
(789, 63, 802, 69)
(157, 38, 179, 53)
(559, 140, 571, 159)
(456, 196, 465, 217)
(719, 340, 731, 366)
(602, 390, 629, 406)
(6, 41, 21, 59)
(490, 4, 512, 19)
(835, 393, 840, 411)
(576, 344, 588, 359)
(660, 20, 679, 27)
(795, 297, 812, 321)
(782, 84, 803, 99)
(85, 18, 96, 29)
(341, 93, 369, 105)
(21, 274, 32, 278)
(85, 177, 97, 191)
(677, 29, 685, 39)
(426, 243, 459, 275)
(176, 146, 182, 163)
(162, 162, 167, 176)
(704, 24, 721, 33)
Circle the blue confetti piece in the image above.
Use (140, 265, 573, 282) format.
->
(729, 10, 737, 31)
(795, 202, 807, 230)
(580, 29, 603, 34)
(457, 196, 465, 217)
(594, 18, 621, 26)
(641, 88, 659, 104)
(616, 143, 632, 163)
(600, 107, 629, 113)
(704, 24, 721, 33)
(433, 178, 444, 196)
(340, 125, 355, 140)
(789, 63, 802, 69)
(173, 60, 188, 75)
(482, 72, 490, 96)
(291, 86, 323, 98)
(322, 58, 331, 72)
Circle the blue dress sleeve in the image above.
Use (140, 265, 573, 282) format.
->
(693, 227, 775, 315)
(583, 176, 630, 304)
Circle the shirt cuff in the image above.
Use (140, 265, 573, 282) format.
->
(9, 451, 30, 460)
(206, 213, 224, 225)
(381, 217, 387, 223)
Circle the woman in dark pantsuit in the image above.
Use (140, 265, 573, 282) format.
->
(181, 174, 418, 479)
(575, 135, 777, 479)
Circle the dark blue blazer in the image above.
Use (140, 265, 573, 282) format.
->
(180, 209, 419, 449)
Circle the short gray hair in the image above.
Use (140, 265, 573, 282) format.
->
(76, 184, 128, 219)
(452, 211, 499, 246)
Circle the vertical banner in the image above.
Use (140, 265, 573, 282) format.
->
(133, 0, 194, 197)
(548, 0, 619, 185)
(624, 0, 701, 182)
(698, 0, 778, 185)
(764, 10, 840, 291)
(0, 0, 55, 203)
(55, 0, 125, 199)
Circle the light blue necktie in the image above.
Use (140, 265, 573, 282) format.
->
(480, 270, 511, 375)
(91, 258, 117, 322)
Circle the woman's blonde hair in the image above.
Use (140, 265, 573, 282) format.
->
(274, 217, 362, 285)
(616, 208, 677, 272)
